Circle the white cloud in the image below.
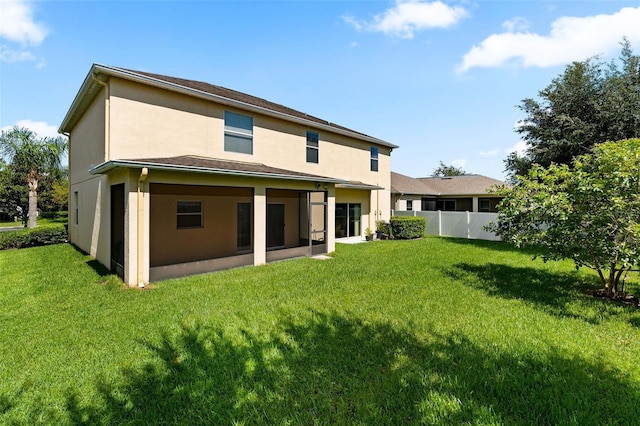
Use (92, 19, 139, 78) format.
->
(479, 148, 499, 157)
(1, 120, 60, 138)
(0, 0, 48, 45)
(344, 0, 469, 39)
(0, 0, 48, 65)
(506, 140, 528, 157)
(502, 17, 529, 33)
(458, 6, 640, 73)
(0, 47, 35, 62)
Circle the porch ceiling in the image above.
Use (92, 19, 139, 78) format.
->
(89, 155, 345, 183)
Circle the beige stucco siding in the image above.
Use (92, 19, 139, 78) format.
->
(69, 177, 109, 263)
(68, 87, 109, 264)
(106, 78, 391, 191)
(69, 91, 106, 185)
(109, 78, 221, 160)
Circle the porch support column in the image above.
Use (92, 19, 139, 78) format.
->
(254, 185, 267, 266)
(472, 196, 479, 212)
(327, 186, 336, 254)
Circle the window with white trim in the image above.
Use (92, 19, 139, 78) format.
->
(306, 131, 319, 163)
(177, 201, 203, 229)
(370, 146, 379, 172)
(224, 111, 253, 154)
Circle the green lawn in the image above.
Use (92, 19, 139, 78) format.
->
(1, 238, 639, 424)
(0, 221, 22, 228)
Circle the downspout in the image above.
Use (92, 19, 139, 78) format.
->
(137, 168, 149, 288)
(91, 73, 110, 161)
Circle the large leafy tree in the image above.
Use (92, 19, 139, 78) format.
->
(506, 39, 640, 179)
(490, 139, 640, 298)
(0, 127, 67, 228)
(431, 161, 467, 177)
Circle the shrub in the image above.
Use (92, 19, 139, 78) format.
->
(389, 216, 426, 240)
(0, 224, 67, 250)
(375, 220, 391, 238)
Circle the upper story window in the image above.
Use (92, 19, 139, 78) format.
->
(306, 131, 319, 163)
(224, 111, 253, 154)
(370, 146, 379, 172)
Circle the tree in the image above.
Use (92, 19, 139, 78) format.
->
(0, 127, 67, 228)
(506, 39, 640, 179)
(490, 139, 640, 298)
(431, 161, 467, 177)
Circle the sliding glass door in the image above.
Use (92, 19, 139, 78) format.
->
(335, 203, 361, 238)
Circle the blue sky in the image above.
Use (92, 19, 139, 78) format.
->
(1, 0, 639, 180)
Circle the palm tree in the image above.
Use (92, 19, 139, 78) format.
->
(0, 127, 68, 228)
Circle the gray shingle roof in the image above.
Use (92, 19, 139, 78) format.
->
(417, 175, 505, 195)
(391, 172, 437, 195)
(90, 155, 343, 183)
(392, 172, 505, 196)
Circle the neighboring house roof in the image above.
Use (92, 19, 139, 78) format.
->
(89, 155, 344, 183)
(59, 64, 397, 149)
(417, 175, 505, 195)
(391, 172, 505, 196)
(390, 172, 437, 195)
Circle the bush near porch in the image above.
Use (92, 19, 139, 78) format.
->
(1, 238, 639, 424)
(389, 215, 426, 239)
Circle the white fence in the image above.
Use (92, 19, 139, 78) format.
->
(392, 211, 501, 241)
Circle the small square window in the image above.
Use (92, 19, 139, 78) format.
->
(306, 131, 319, 163)
(177, 201, 203, 229)
(479, 198, 491, 212)
(370, 146, 379, 172)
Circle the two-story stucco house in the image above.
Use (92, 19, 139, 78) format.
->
(60, 64, 396, 287)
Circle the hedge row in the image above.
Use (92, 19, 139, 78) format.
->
(0, 224, 68, 250)
(389, 216, 426, 240)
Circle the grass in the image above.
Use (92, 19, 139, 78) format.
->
(1, 237, 639, 424)
(0, 221, 22, 228)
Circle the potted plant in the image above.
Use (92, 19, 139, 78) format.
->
(376, 220, 390, 240)
(365, 227, 374, 241)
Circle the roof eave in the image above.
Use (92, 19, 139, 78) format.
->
(336, 183, 384, 190)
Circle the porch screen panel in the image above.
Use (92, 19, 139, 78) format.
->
(237, 202, 252, 252)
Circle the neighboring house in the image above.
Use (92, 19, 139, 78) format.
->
(60, 64, 396, 286)
(391, 172, 505, 213)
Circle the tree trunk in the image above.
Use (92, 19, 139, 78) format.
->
(28, 189, 37, 229)
(27, 174, 38, 229)
(606, 266, 618, 298)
